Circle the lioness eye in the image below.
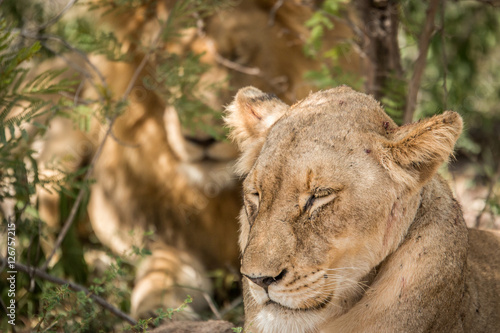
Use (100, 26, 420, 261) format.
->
(314, 189, 332, 198)
(244, 191, 260, 223)
(303, 188, 337, 214)
(249, 192, 259, 203)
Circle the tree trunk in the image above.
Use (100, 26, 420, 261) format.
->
(354, 0, 403, 101)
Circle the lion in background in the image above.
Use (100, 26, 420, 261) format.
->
(225, 86, 500, 332)
(34, 0, 360, 319)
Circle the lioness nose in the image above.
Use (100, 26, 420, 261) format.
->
(246, 270, 287, 292)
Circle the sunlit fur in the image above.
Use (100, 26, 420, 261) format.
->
(227, 86, 500, 332)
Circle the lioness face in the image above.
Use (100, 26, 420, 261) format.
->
(226, 86, 463, 332)
(241, 125, 394, 305)
(237, 94, 399, 330)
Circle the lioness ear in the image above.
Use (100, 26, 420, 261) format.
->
(380, 111, 463, 189)
(225, 86, 289, 175)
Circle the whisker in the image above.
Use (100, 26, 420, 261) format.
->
(324, 267, 360, 271)
(323, 274, 370, 289)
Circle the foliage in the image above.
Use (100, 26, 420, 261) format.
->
(0, 0, 235, 331)
(55, 17, 125, 61)
(303, 0, 363, 91)
(0, 17, 127, 331)
(400, 0, 500, 221)
(304, 0, 499, 224)
(0, 20, 70, 217)
(128, 295, 193, 332)
(155, 51, 227, 139)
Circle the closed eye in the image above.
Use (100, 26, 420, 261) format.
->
(244, 191, 260, 224)
(247, 192, 259, 206)
(302, 188, 338, 215)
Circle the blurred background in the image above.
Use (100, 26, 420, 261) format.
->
(0, 0, 499, 331)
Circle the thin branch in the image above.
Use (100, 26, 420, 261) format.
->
(12, 27, 107, 92)
(475, 163, 500, 227)
(173, 283, 223, 320)
(12, 28, 108, 103)
(202, 292, 222, 320)
(0, 256, 137, 326)
(403, 0, 440, 124)
(472, 0, 500, 6)
(110, 127, 141, 148)
(41, 321, 58, 333)
(219, 296, 243, 318)
(334, 10, 366, 42)
(37, 0, 80, 32)
(0, 296, 9, 327)
(42, 10, 165, 271)
(41, 117, 114, 271)
(205, 37, 292, 97)
(440, 0, 448, 110)
(74, 79, 86, 106)
(268, 0, 285, 26)
(207, 40, 261, 76)
(36, 33, 108, 89)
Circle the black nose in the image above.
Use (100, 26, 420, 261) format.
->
(184, 136, 217, 148)
(246, 270, 287, 293)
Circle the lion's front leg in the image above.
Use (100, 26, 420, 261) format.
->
(131, 244, 213, 320)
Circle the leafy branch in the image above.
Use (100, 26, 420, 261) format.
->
(0, 256, 137, 326)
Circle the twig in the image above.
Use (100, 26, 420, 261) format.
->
(37, 34, 108, 90)
(193, 12, 206, 38)
(403, 0, 440, 124)
(39, 41, 96, 86)
(13, 28, 107, 88)
(173, 283, 223, 320)
(475, 164, 500, 228)
(207, 41, 261, 76)
(37, 0, 80, 32)
(0, 256, 137, 326)
(41, 321, 58, 333)
(268, 0, 285, 26)
(110, 128, 141, 148)
(13, 29, 108, 105)
(41, 116, 114, 271)
(321, 8, 367, 42)
(219, 296, 243, 318)
(202, 292, 222, 320)
(41, 8, 165, 271)
(0, 296, 9, 328)
(74, 79, 86, 106)
(440, 0, 448, 109)
(472, 0, 500, 6)
(58, 91, 96, 105)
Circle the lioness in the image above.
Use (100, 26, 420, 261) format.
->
(225, 86, 500, 333)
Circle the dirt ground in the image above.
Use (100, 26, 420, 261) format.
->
(448, 162, 500, 230)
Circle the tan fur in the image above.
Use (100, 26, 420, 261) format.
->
(226, 86, 500, 333)
(35, 0, 360, 319)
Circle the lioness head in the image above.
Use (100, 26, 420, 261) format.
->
(225, 86, 462, 332)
